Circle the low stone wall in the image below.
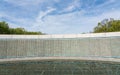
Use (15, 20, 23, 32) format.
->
(0, 32, 120, 58)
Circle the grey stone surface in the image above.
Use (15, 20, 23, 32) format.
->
(0, 60, 120, 75)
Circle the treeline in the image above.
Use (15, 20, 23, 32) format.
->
(93, 18, 120, 33)
(1, 18, 120, 34)
(0, 21, 43, 35)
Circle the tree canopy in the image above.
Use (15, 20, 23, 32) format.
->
(93, 18, 120, 33)
(0, 21, 43, 35)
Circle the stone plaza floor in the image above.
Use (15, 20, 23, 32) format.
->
(0, 58, 120, 75)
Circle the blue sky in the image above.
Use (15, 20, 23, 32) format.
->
(0, 0, 120, 34)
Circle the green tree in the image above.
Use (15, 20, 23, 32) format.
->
(13, 28, 25, 34)
(93, 19, 120, 33)
(0, 21, 44, 35)
(0, 21, 9, 34)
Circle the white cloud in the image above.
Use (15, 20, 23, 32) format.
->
(0, 13, 4, 18)
(37, 7, 56, 20)
(31, 9, 120, 34)
(62, 0, 81, 12)
(0, 12, 34, 30)
(95, 0, 117, 9)
(65, 5, 75, 12)
(31, 10, 90, 34)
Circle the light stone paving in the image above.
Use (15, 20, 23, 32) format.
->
(0, 57, 120, 63)
(0, 32, 120, 39)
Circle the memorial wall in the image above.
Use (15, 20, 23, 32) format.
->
(0, 32, 120, 59)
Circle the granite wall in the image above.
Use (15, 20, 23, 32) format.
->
(0, 37, 120, 58)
